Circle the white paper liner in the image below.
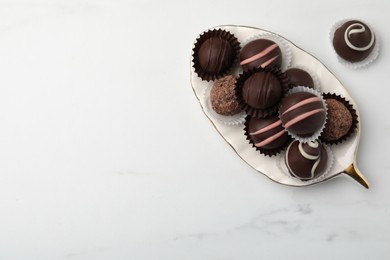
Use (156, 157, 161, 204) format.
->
(285, 64, 321, 92)
(329, 19, 380, 69)
(279, 86, 328, 143)
(277, 143, 334, 185)
(240, 33, 292, 71)
(203, 85, 246, 126)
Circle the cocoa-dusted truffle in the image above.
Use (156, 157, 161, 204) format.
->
(322, 99, 352, 141)
(285, 68, 314, 88)
(192, 29, 240, 81)
(240, 39, 282, 71)
(210, 75, 241, 116)
(280, 92, 326, 138)
(246, 115, 289, 150)
(333, 20, 376, 62)
(285, 140, 328, 181)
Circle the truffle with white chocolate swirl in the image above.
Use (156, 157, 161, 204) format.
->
(285, 140, 328, 181)
(333, 20, 376, 62)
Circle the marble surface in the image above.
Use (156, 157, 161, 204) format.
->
(0, 0, 389, 259)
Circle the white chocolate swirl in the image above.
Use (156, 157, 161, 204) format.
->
(344, 23, 375, 51)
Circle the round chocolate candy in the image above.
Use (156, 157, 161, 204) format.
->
(242, 71, 282, 109)
(285, 140, 328, 181)
(246, 115, 289, 150)
(333, 20, 376, 62)
(240, 39, 282, 71)
(198, 37, 233, 74)
(285, 68, 314, 88)
(280, 92, 326, 137)
(322, 99, 352, 141)
(210, 75, 241, 116)
(192, 29, 240, 81)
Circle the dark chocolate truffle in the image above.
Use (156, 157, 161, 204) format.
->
(333, 20, 376, 62)
(246, 115, 289, 150)
(210, 75, 241, 116)
(322, 99, 352, 141)
(285, 68, 314, 88)
(280, 92, 326, 137)
(240, 39, 282, 70)
(192, 29, 240, 81)
(242, 71, 282, 109)
(285, 140, 328, 181)
(198, 37, 233, 74)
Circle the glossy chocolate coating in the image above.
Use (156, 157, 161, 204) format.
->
(286, 140, 328, 180)
(285, 68, 314, 88)
(247, 115, 289, 150)
(280, 92, 326, 137)
(240, 39, 282, 71)
(333, 20, 375, 62)
(198, 36, 233, 74)
(242, 72, 282, 109)
(322, 99, 352, 141)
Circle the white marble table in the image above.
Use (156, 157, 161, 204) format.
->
(0, 0, 389, 259)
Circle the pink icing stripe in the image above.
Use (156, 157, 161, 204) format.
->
(284, 109, 325, 128)
(254, 130, 285, 148)
(260, 55, 279, 68)
(250, 120, 282, 136)
(282, 97, 321, 115)
(240, 43, 278, 65)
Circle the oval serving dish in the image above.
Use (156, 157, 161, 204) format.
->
(190, 25, 369, 188)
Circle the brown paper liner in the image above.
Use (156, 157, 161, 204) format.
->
(320, 93, 359, 145)
(192, 29, 240, 82)
(244, 114, 292, 157)
(235, 66, 289, 118)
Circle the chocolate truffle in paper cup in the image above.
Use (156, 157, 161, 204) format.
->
(279, 86, 327, 141)
(244, 114, 290, 157)
(330, 19, 379, 68)
(240, 33, 292, 71)
(240, 39, 282, 70)
(285, 67, 314, 89)
(210, 75, 242, 116)
(203, 83, 246, 126)
(285, 140, 329, 181)
(192, 29, 240, 81)
(320, 93, 358, 145)
(235, 66, 289, 118)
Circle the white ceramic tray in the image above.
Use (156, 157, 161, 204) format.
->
(190, 25, 369, 188)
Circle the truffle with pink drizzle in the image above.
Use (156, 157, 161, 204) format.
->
(245, 115, 289, 151)
(333, 20, 376, 62)
(280, 92, 326, 138)
(285, 140, 328, 181)
(240, 39, 282, 70)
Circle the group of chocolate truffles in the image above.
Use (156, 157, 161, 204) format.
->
(192, 20, 364, 181)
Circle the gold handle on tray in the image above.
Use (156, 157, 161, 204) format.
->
(343, 164, 370, 189)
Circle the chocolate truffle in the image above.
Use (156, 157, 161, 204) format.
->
(240, 39, 282, 70)
(285, 140, 328, 181)
(246, 115, 289, 150)
(242, 71, 282, 109)
(285, 68, 314, 88)
(210, 75, 241, 116)
(198, 37, 233, 74)
(192, 29, 240, 81)
(280, 92, 326, 138)
(322, 99, 352, 141)
(333, 20, 376, 62)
